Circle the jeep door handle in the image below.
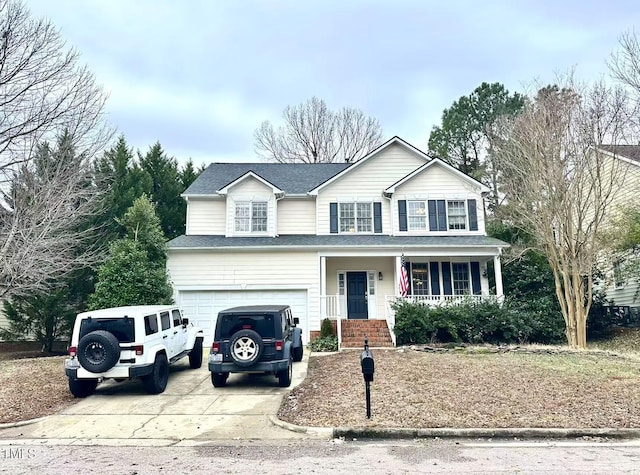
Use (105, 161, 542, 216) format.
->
(163, 335, 168, 339)
(173, 331, 178, 335)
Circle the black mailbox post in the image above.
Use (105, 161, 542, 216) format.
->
(360, 338, 374, 418)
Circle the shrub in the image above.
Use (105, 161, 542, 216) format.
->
(392, 297, 565, 346)
(319, 318, 335, 338)
(309, 336, 338, 352)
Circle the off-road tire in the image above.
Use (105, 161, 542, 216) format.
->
(293, 345, 303, 362)
(77, 330, 120, 373)
(229, 329, 264, 367)
(277, 356, 293, 387)
(211, 372, 229, 387)
(189, 338, 203, 369)
(142, 353, 169, 394)
(68, 377, 98, 398)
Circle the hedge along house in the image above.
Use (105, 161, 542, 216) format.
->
(166, 136, 509, 348)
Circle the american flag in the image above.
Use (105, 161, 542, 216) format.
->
(399, 253, 409, 298)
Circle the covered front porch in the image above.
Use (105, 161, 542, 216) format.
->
(318, 251, 504, 349)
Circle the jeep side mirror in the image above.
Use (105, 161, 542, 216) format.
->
(182, 318, 189, 326)
(293, 317, 299, 326)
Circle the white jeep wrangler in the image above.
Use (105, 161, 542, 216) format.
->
(65, 305, 204, 397)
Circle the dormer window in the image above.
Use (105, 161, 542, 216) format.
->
(235, 201, 267, 232)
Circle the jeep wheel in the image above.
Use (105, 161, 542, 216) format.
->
(211, 372, 229, 387)
(229, 329, 264, 367)
(293, 345, 303, 362)
(68, 377, 98, 398)
(142, 353, 169, 394)
(277, 356, 293, 387)
(77, 330, 120, 373)
(189, 338, 203, 369)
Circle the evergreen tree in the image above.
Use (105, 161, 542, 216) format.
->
(94, 135, 151, 240)
(88, 195, 173, 309)
(139, 142, 184, 239)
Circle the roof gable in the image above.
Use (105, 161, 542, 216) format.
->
(217, 171, 283, 195)
(385, 158, 489, 194)
(308, 136, 431, 195)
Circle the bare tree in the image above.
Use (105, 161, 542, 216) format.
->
(0, 0, 112, 299)
(0, 133, 106, 299)
(610, 30, 640, 98)
(0, 0, 111, 183)
(254, 96, 383, 163)
(494, 76, 634, 349)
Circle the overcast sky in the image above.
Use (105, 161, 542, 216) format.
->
(26, 0, 640, 166)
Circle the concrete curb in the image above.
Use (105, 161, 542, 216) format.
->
(269, 416, 640, 440)
(0, 416, 48, 430)
(268, 415, 334, 437)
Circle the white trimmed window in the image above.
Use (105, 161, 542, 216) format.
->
(614, 261, 624, 289)
(447, 201, 466, 230)
(408, 201, 427, 230)
(234, 201, 268, 232)
(452, 263, 470, 295)
(339, 203, 373, 233)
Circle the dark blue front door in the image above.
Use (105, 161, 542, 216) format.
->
(347, 272, 368, 319)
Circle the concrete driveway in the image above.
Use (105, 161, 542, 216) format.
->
(1, 350, 320, 443)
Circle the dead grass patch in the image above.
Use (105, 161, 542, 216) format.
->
(278, 348, 640, 429)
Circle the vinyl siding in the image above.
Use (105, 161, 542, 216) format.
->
(167, 250, 321, 331)
(0, 304, 8, 337)
(277, 199, 316, 234)
(393, 163, 485, 234)
(599, 156, 640, 305)
(186, 198, 225, 235)
(317, 143, 426, 234)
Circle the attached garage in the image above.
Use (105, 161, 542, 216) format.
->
(178, 289, 309, 347)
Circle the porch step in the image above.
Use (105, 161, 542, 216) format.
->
(340, 320, 394, 348)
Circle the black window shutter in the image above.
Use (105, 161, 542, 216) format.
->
(468, 199, 478, 231)
(428, 200, 437, 231)
(471, 261, 481, 295)
(398, 200, 407, 231)
(429, 262, 440, 295)
(330, 203, 338, 234)
(441, 261, 452, 295)
(373, 202, 382, 233)
(437, 200, 447, 231)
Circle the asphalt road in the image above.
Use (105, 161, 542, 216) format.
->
(1, 438, 639, 474)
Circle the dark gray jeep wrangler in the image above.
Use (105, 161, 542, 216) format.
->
(208, 305, 303, 388)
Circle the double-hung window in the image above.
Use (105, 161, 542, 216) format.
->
(408, 201, 427, 230)
(447, 201, 467, 230)
(339, 203, 372, 233)
(452, 263, 470, 295)
(235, 201, 267, 232)
(406, 199, 469, 231)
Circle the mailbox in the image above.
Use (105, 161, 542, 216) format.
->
(361, 347, 374, 382)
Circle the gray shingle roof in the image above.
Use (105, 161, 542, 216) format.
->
(599, 145, 640, 163)
(168, 234, 508, 250)
(184, 163, 352, 195)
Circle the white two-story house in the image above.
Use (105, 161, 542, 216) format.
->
(167, 136, 508, 348)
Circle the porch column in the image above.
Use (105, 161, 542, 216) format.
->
(395, 255, 402, 296)
(494, 254, 504, 300)
(320, 256, 327, 297)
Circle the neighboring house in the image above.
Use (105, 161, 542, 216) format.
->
(167, 136, 508, 348)
(597, 145, 640, 315)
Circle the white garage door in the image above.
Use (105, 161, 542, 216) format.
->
(179, 289, 308, 347)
